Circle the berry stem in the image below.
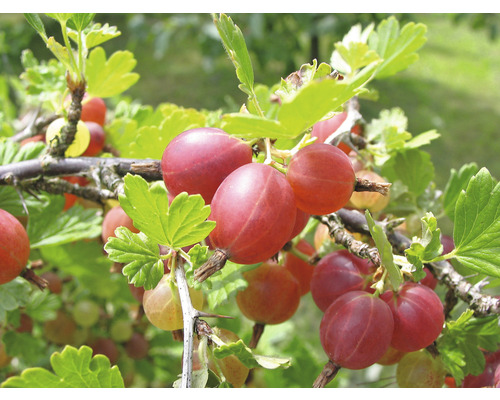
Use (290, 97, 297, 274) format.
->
(312, 360, 341, 388)
(194, 248, 230, 282)
(249, 323, 265, 349)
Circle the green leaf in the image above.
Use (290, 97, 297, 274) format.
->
(46, 37, 73, 72)
(405, 213, 443, 281)
(452, 168, 500, 278)
(382, 149, 435, 198)
(1, 345, 124, 388)
(24, 13, 47, 40)
(365, 210, 402, 290)
(104, 228, 164, 291)
(442, 163, 480, 221)
(128, 104, 207, 159)
(0, 279, 31, 323)
(437, 310, 500, 385)
(2, 331, 48, 365)
(45, 13, 74, 25)
(212, 338, 290, 370)
(330, 23, 376, 74)
(86, 47, 139, 98)
(68, 23, 121, 50)
(221, 112, 290, 139)
(201, 261, 249, 310)
(24, 289, 62, 322)
(404, 129, 440, 149)
(39, 241, 131, 302)
(277, 63, 378, 137)
(27, 200, 102, 249)
(67, 13, 95, 31)
(213, 13, 254, 97)
(119, 175, 215, 249)
(368, 17, 427, 79)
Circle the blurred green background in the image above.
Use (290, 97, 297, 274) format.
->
(1, 13, 500, 187)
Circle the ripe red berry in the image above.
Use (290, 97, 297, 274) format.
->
(161, 127, 253, 204)
(102, 206, 140, 243)
(320, 290, 394, 370)
(80, 96, 107, 126)
(286, 143, 355, 215)
(381, 282, 444, 353)
(236, 262, 301, 325)
(209, 163, 296, 265)
(310, 250, 373, 312)
(0, 209, 30, 285)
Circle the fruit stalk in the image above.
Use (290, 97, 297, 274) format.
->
(312, 361, 341, 388)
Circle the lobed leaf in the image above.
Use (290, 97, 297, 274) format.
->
(86, 47, 139, 98)
(452, 168, 500, 278)
(1, 345, 124, 388)
(104, 227, 164, 290)
(27, 201, 102, 249)
(382, 148, 435, 198)
(0, 279, 31, 323)
(437, 310, 500, 385)
(119, 175, 215, 250)
(405, 213, 443, 281)
(442, 162, 480, 221)
(368, 16, 427, 79)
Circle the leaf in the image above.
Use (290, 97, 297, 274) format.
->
(365, 210, 402, 290)
(437, 310, 500, 385)
(46, 37, 73, 72)
(1, 345, 124, 388)
(277, 62, 378, 137)
(68, 13, 95, 31)
(405, 213, 443, 281)
(201, 261, 249, 310)
(27, 200, 103, 249)
(86, 47, 139, 98)
(213, 13, 254, 97)
(24, 13, 47, 40)
(452, 168, 500, 278)
(24, 290, 62, 322)
(212, 339, 290, 370)
(127, 105, 207, 159)
(39, 241, 131, 302)
(404, 129, 440, 149)
(45, 13, 74, 25)
(221, 113, 290, 139)
(119, 174, 215, 249)
(2, 331, 48, 365)
(104, 228, 164, 291)
(382, 149, 435, 198)
(442, 163, 480, 221)
(330, 23, 376, 74)
(368, 17, 427, 79)
(0, 279, 31, 323)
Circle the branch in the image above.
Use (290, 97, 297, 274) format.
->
(47, 74, 86, 157)
(174, 254, 197, 388)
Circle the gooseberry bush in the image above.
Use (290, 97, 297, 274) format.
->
(0, 13, 499, 389)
